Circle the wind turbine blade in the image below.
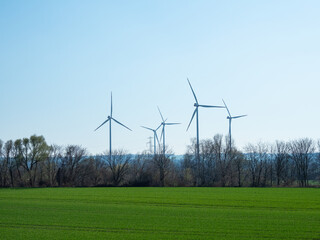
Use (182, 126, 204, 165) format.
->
(155, 132, 160, 146)
(186, 108, 197, 131)
(110, 92, 113, 117)
(222, 99, 231, 117)
(112, 117, 132, 131)
(160, 126, 164, 142)
(198, 104, 225, 108)
(157, 106, 165, 122)
(94, 118, 110, 131)
(165, 123, 181, 125)
(141, 126, 153, 131)
(232, 115, 247, 119)
(187, 78, 198, 104)
(156, 123, 162, 131)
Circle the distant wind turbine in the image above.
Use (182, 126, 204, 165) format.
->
(186, 78, 225, 184)
(141, 125, 161, 156)
(94, 92, 132, 161)
(157, 106, 180, 155)
(222, 99, 247, 150)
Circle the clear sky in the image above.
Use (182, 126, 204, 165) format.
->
(1, 0, 320, 155)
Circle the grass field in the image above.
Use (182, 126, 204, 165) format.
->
(0, 188, 319, 239)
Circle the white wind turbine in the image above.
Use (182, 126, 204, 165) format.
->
(94, 92, 132, 161)
(186, 78, 225, 184)
(222, 99, 247, 150)
(157, 106, 180, 156)
(141, 125, 161, 156)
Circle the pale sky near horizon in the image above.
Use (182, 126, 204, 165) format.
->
(1, 0, 320, 155)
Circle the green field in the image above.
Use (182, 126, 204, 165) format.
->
(0, 188, 319, 239)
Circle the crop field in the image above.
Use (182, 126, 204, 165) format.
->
(0, 188, 319, 240)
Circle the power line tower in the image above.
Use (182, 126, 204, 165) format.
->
(147, 136, 153, 153)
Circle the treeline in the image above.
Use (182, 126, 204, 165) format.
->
(0, 135, 319, 187)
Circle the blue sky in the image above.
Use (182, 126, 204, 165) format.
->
(1, 0, 320, 154)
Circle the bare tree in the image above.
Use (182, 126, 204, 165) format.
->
(13, 139, 24, 185)
(245, 143, 258, 187)
(152, 148, 172, 187)
(317, 140, 320, 183)
(245, 142, 269, 187)
(274, 141, 290, 186)
(0, 139, 4, 186)
(89, 156, 106, 186)
(105, 149, 131, 186)
(60, 145, 87, 186)
(0, 140, 2, 156)
(2, 133, 320, 188)
(185, 135, 244, 187)
(200, 139, 218, 186)
(74, 157, 100, 186)
(268, 147, 275, 186)
(18, 135, 50, 186)
(129, 151, 151, 186)
(232, 150, 245, 187)
(2, 140, 15, 187)
(289, 138, 315, 187)
(43, 144, 63, 186)
(213, 134, 228, 187)
(181, 152, 196, 186)
(225, 135, 237, 187)
(184, 138, 197, 186)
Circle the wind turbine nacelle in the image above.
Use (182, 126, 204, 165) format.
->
(194, 103, 198, 107)
(227, 116, 231, 119)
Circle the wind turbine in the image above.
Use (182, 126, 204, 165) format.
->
(94, 92, 132, 161)
(222, 99, 247, 151)
(141, 125, 161, 156)
(157, 106, 180, 155)
(186, 78, 225, 184)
